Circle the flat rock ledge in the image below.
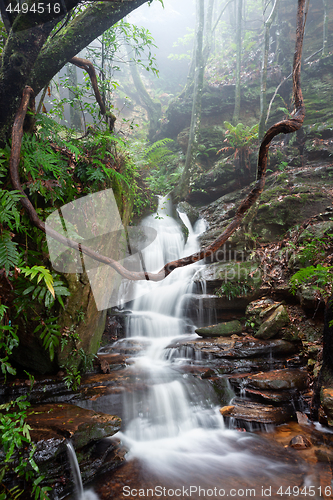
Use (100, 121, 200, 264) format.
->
(3, 403, 123, 498)
(220, 398, 293, 428)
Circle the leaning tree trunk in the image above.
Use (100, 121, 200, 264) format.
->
(173, 0, 205, 202)
(258, 0, 280, 140)
(232, 0, 242, 125)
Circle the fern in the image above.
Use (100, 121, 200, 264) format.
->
(143, 138, 174, 165)
(34, 319, 61, 362)
(290, 264, 333, 295)
(0, 231, 20, 275)
(62, 140, 81, 160)
(22, 134, 67, 181)
(0, 190, 23, 231)
(223, 121, 258, 149)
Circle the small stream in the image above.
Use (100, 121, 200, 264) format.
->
(89, 197, 320, 499)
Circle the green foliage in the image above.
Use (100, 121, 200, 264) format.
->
(142, 138, 174, 166)
(34, 319, 61, 363)
(20, 266, 55, 298)
(215, 279, 254, 300)
(223, 122, 259, 149)
(0, 398, 51, 500)
(0, 397, 32, 462)
(60, 328, 96, 391)
(0, 305, 19, 379)
(0, 231, 20, 276)
(290, 264, 333, 296)
(298, 236, 330, 265)
(278, 161, 289, 172)
(0, 190, 23, 231)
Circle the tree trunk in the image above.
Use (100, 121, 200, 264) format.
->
(232, 0, 242, 125)
(66, 63, 82, 131)
(322, 0, 328, 56)
(173, 0, 205, 202)
(258, 0, 280, 140)
(127, 45, 161, 141)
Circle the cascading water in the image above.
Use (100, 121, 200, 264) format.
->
(66, 441, 99, 500)
(114, 197, 306, 498)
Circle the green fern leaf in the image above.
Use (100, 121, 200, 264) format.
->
(0, 231, 19, 274)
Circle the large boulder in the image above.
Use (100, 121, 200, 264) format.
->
(255, 304, 290, 339)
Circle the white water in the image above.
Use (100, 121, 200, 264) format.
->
(66, 441, 99, 500)
(115, 198, 302, 494)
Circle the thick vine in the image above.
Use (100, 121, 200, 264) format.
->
(10, 0, 307, 283)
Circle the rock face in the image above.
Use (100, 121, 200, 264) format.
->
(199, 166, 333, 253)
(195, 320, 242, 337)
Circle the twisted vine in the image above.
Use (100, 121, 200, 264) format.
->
(10, 0, 307, 282)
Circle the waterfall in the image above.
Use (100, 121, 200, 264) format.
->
(66, 441, 99, 500)
(111, 197, 304, 495)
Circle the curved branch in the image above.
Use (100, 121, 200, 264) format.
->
(69, 56, 106, 116)
(10, 0, 307, 283)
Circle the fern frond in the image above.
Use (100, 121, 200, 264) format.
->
(0, 232, 20, 275)
(0, 189, 23, 230)
(289, 264, 333, 294)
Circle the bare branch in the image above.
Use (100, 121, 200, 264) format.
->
(70, 56, 106, 116)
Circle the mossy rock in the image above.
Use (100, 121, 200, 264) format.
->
(255, 305, 290, 340)
(195, 320, 242, 337)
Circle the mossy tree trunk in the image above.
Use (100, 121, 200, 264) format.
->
(258, 0, 280, 140)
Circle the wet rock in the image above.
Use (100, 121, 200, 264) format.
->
(177, 201, 199, 225)
(181, 337, 298, 360)
(289, 435, 312, 449)
(296, 411, 311, 427)
(26, 403, 121, 448)
(195, 320, 242, 337)
(182, 293, 256, 315)
(243, 387, 292, 404)
(193, 261, 262, 292)
(2, 404, 124, 498)
(246, 368, 307, 391)
(297, 285, 324, 311)
(320, 387, 333, 426)
(255, 305, 290, 339)
(220, 398, 293, 426)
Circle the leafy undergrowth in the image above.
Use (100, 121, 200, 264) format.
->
(249, 216, 333, 299)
